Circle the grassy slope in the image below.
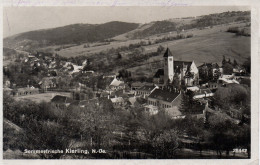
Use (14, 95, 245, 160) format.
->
(127, 30, 250, 77)
(4, 21, 139, 49)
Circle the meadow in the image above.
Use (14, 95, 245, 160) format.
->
(14, 92, 71, 103)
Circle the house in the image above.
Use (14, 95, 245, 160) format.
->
(12, 86, 39, 97)
(51, 95, 73, 108)
(128, 96, 136, 107)
(153, 48, 199, 86)
(70, 64, 83, 74)
(233, 65, 246, 74)
(146, 87, 182, 116)
(136, 85, 159, 98)
(186, 86, 200, 92)
(193, 89, 214, 99)
(109, 77, 125, 91)
(39, 77, 57, 92)
(198, 63, 220, 78)
(218, 76, 239, 85)
(110, 97, 124, 108)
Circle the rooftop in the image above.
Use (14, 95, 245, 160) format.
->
(111, 97, 124, 103)
(148, 88, 180, 103)
(193, 89, 213, 96)
(163, 48, 173, 57)
(110, 78, 124, 87)
(137, 85, 156, 92)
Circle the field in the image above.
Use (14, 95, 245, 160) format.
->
(14, 92, 71, 103)
(45, 22, 248, 59)
(118, 23, 250, 78)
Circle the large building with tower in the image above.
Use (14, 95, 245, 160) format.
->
(153, 48, 199, 87)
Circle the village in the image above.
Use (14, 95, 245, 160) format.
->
(3, 46, 251, 126)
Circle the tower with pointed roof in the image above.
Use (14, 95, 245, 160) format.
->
(163, 48, 174, 85)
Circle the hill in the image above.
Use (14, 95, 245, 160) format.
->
(126, 31, 250, 78)
(128, 11, 250, 39)
(4, 21, 139, 50)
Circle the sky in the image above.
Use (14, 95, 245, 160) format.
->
(3, 6, 250, 38)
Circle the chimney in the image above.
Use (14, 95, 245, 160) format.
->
(108, 94, 110, 99)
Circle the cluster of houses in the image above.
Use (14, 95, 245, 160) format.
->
(48, 48, 249, 120)
(3, 48, 250, 120)
(3, 51, 92, 97)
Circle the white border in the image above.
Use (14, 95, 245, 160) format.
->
(0, 1, 259, 165)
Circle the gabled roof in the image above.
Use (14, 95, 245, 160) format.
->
(128, 97, 137, 106)
(163, 48, 173, 57)
(110, 78, 124, 87)
(111, 97, 124, 103)
(148, 88, 180, 103)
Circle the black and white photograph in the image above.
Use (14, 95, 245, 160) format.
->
(2, 5, 256, 161)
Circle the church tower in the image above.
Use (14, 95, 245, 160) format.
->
(163, 48, 174, 85)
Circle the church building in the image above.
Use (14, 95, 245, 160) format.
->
(153, 48, 199, 87)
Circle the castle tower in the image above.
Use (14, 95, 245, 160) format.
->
(163, 48, 174, 85)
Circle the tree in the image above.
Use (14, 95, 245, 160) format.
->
(207, 113, 250, 158)
(117, 53, 122, 59)
(172, 74, 181, 90)
(157, 45, 165, 53)
(233, 59, 238, 67)
(140, 110, 173, 144)
(213, 84, 250, 110)
(222, 55, 226, 65)
(242, 57, 251, 73)
(152, 129, 179, 158)
(213, 69, 222, 81)
(178, 93, 190, 113)
(223, 63, 233, 75)
(66, 99, 116, 149)
(227, 58, 232, 64)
